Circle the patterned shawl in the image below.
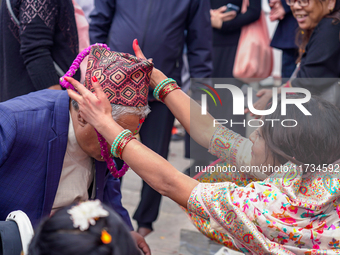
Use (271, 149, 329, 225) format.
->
(186, 125, 340, 254)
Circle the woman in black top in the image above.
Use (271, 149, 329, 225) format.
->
(0, 0, 80, 102)
(209, 0, 261, 136)
(210, 0, 261, 78)
(252, 0, 340, 112)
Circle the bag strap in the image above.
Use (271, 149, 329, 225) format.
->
(289, 63, 300, 81)
(6, 0, 19, 24)
(53, 62, 65, 77)
(241, 0, 249, 14)
(6, 0, 65, 77)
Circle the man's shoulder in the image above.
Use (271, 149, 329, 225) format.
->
(0, 90, 69, 114)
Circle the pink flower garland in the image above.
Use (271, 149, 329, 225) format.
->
(60, 43, 129, 178)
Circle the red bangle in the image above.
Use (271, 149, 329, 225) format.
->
(116, 134, 136, 159)
(283, 81, 292, 88)
(159, 83, 181, 102)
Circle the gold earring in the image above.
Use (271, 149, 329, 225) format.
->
(330, 8, 334, 13)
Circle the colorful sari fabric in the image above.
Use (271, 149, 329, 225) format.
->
(186, 125, 340, 254)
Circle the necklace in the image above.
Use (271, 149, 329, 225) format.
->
(96, 130, 129, 178)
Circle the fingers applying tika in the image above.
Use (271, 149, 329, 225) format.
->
(132, 39, 153, 63)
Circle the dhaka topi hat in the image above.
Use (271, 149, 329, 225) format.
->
(60, 43, 154, 107)
(59, 43, 153, 178)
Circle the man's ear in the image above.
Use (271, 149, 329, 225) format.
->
(77, 111, 87, 127)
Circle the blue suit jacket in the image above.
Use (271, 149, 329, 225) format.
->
(270, 0, 298, 50)
(0, 90, 132, 229)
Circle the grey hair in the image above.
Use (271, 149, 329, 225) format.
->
(71, 99, 151, 121)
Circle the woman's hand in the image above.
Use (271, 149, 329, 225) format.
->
(66, 76, 114, 131)
(67, 67, 198, 209)
(269, 0, 285, 21)
(210, 6, 237, 29)
(132, 39, 167, 89)
(244, 89, 273, 118)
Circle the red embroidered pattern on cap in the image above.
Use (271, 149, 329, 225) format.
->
(84, 46, 153, 107)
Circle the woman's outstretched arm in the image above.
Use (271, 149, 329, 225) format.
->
(67, 77, 198, 208)
(133, 40, 217, 149)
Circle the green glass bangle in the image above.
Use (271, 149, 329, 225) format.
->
(155, 78, 175, 94)
(153, 78, 176, 100)
(111, 130, 132, 157)
(113, 130, 130, 147)
(111, 131, 130, 157)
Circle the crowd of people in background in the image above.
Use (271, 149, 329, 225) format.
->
(0, 0, 339, 254)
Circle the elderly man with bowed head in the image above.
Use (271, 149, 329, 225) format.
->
(0, 44, 152, 254)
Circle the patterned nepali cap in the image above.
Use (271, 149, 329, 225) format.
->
(84, 46, 153, 107)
